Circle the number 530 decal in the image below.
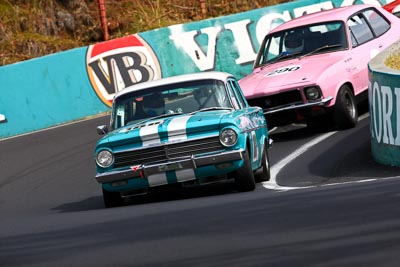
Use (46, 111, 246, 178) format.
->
(265, 65, 301, 77)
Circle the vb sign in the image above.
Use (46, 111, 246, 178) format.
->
(86, 35, 161, 107)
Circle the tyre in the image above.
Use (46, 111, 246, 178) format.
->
(254, 143, 271, 182)
(102, 187, 124, 208)
(234, 147, 256, 191)
(332, 85, 358, 129)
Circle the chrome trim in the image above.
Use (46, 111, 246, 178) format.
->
(113, 136, 223, 169)
(115, 133, 219, 154)
(241, 124, 268, 133)
(264, 96, 333, 115)
(219, 128, 238, 147)
(95, 149, 244, 184)
(96, 149, 115, 168)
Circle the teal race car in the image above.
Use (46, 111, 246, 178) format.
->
(95, 71, 272, 207)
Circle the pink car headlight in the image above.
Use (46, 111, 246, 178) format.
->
(305, 86, 321, 101)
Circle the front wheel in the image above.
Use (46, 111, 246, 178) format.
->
(234, 147, 256, 192)
(254, 143, 271, 182)
(332, 85, 358, 129)
(102, 187, 124, 208)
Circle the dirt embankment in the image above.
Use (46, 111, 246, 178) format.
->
(0, 0, 287, 66)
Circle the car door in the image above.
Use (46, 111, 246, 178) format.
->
(363, 8, 392, 56)
(347, 7, 392, 95)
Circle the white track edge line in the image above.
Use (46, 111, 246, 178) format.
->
(262, 113, 375, 191)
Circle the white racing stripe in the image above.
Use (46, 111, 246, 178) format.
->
(168, 115, 190, 141)
(262, 113, 372, 191)
(139, 122, 161, 146)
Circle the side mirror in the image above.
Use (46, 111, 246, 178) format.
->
(268, 138, 273, 149)
(97, 125, 108, 135)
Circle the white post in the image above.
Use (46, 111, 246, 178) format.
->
(0, 114, 6, 123)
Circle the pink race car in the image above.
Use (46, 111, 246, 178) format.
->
(239, 4, 400, 129)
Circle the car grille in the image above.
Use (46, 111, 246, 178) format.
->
(247, 90, 302, 111)
(114, 136, 223, 168)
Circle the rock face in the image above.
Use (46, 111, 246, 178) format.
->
(0, 0, 290, 66)
(0, 0, 101, 65)
(28, 0, 97, 37)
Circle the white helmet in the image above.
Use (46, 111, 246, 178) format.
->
(284, 31, 304, 53)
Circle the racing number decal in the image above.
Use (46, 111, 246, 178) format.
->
(266, 65, 301, 77)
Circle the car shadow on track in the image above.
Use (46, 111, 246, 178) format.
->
(269, 124, 326, 142)
(51, 196, 106, 212)
(269, 101, 370, 142)
(52, 182, 239, 212)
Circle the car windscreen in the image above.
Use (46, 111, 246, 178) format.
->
(111, 79, 232, 129)
(254, 21, 347, 68)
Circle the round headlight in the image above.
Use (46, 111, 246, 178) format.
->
(220, 128, 238, 147)
(96, 150, 114, 168)
(305, 86, 321, 100)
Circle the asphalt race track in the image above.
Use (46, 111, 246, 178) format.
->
(1, 113, 400, 267)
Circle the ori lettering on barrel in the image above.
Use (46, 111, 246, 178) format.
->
(369, 81, 400, 146)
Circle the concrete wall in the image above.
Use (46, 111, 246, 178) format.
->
(0, 48, 108, 138)
(368, 40, 400, 166)
(0, 0, 388, 139)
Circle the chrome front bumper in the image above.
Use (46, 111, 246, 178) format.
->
(95, 149, 244, 184)
(264, 96, 333, 115)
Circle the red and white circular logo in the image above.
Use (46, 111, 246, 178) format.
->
(86, 34, 161, 107)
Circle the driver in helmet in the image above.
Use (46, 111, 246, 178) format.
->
(284, 31, 304, 54)
(142, 92, 165, 117)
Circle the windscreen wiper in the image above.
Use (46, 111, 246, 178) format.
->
(189, 107, 233, 115)
(301, 44, 342, 58)
(129, 113, 181, 126)
(259, 51, 302, 69)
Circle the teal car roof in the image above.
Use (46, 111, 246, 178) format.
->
(114, 71, 235, 100)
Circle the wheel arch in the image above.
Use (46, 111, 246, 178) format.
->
(328, 81, 355, 108)
(245, 132, 266, 171)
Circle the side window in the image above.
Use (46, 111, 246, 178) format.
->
(266, 35, 283, 60)
(257, 34, 283, 66)
(114, 103, 127, 128)
(348, 14, 374, 46)
(226, 81, 240, 109)
(363, 9, 390, 37)
(350, 32, 358, 47)
(229, 80, 247, 109)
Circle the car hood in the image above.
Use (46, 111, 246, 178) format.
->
(239, 53, 345, 98)
(98, 111, 231, 150)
